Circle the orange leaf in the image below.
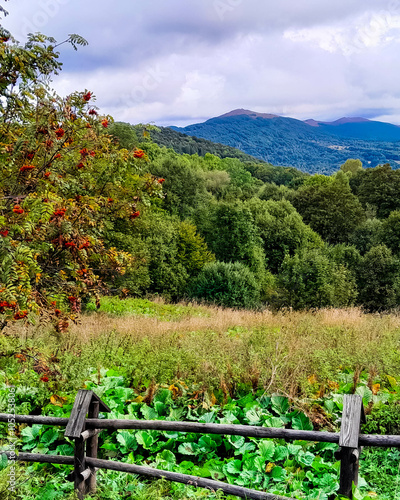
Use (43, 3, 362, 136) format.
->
(50, 395, 67, 407)
(265, 462, 275, 473)
(372, 383, 380, 395)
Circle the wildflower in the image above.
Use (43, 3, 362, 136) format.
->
(88, 109, 98, 116)
(90, 151, 96, 157)
(45, 139, 54, 149)
(26, 152, 35, 160)
(129, 211, 140, 220)
(76, 162, 85, 169)
(44, 172, 51, 178)
(54, 309, 62, 316)
(0, 230, 9, 237)
(54, 153, 62, 159)
(101, 118, 108, 128)
(55, 128, 65, 139)
(13, 205, 24, 214)
(64, 241, 76, 248)
(83, 91, 92, 102)
(80, 148, 89, 158)
(158, 178, 165, 184)
(40, 376, 49, 382)
(68, 296, 77, 303)
(133, 149, 145, 159)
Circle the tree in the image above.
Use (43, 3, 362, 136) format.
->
(0, 31, 162, 328)
(194, 201, 265, 275)
(292, 173, 365, 244)
(380, 211, 400, 255)
(357, 245, 400, 311)
(245, 198, 322, 274)
(278, 248, 357, 310)
(340, 158, 363, 175)
(350, 164, 400, 219)
(188, 261, 261, 309)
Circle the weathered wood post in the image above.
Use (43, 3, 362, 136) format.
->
(337, 394, 366, 499)
(65, 390, 110, 499)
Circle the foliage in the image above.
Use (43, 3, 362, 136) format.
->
(188, 261, 261, 309)
(245, 198, 323, 274)
(0, 32, 163, 329)
(351, 164, 400, 219)
(292, 174, 365, 244)
(278, 248, 358, 309)
(356, 245, 400, 312)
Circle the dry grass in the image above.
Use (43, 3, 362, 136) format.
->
(3, 304, 400, 398)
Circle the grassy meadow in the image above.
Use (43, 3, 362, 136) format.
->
(1, 299, 400, 499)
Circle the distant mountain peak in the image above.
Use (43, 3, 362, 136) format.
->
(217, 109, 279, 120)
(304, 117, 372, 127)
(323, 117, 371, 126)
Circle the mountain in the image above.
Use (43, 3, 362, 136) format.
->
(170, 109, 400, 174)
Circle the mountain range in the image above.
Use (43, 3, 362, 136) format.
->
(170, 109, 400, 174)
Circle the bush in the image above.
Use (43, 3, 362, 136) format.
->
(188, 261, 261, 309)
(363, 401, 400, 435)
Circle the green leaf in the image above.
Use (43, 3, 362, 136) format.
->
(224, 459, 242, 475)
(0, 453, 8, 470)
(158, 450, 176, 464)
(273, 445, 288, 461)
(117, 431, 138, 452)
(270, 465, 286, 481)
(140, 405, 158, 420)
(271, 396, 289, 415)
(297, 450, 315, 466)
(292, 412, 313, 431)
(198, 435, 217, 452)
(178, 442, 199, 455)
(21, 424, 41, 443)
(227, 435, 245, 449)
(258, 440, 275, 461)
(245, 408, 263, 425)
(55, 444, 73, 456)
(40, 428, 59, 447)
(199, 412, 216, 423)
(135, 430, 154, 449)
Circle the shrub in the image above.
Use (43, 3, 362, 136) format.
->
(188, 261, 261, 309)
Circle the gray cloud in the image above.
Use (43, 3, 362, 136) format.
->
(2, 0, 400, 126)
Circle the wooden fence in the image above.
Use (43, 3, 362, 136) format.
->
(1, 390, 400, 500)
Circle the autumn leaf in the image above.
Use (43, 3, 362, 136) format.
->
(50, 395, 67, 407)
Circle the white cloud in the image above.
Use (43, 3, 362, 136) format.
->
(285, 10, 400, 55)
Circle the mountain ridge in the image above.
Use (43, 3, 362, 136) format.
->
(170, 109, 400, 174)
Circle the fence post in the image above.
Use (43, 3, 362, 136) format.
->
(85, 399, 100, 493)
(65, 390, 110, 499)
(337, 395, 365, 499)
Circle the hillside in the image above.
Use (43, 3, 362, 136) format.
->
(171, 109, 400, 174)
(149, 125, 265, 163)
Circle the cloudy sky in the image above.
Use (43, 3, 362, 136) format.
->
(2, 0, 400, 126)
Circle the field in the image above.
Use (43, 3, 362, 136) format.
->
(1, 298, 400, 499)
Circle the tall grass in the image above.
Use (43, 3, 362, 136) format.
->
(2, 301, 400, 399)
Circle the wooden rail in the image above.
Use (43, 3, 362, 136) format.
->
(0, 391, 398, 499)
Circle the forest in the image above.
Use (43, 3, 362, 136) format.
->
(1, 21, 400, 500)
